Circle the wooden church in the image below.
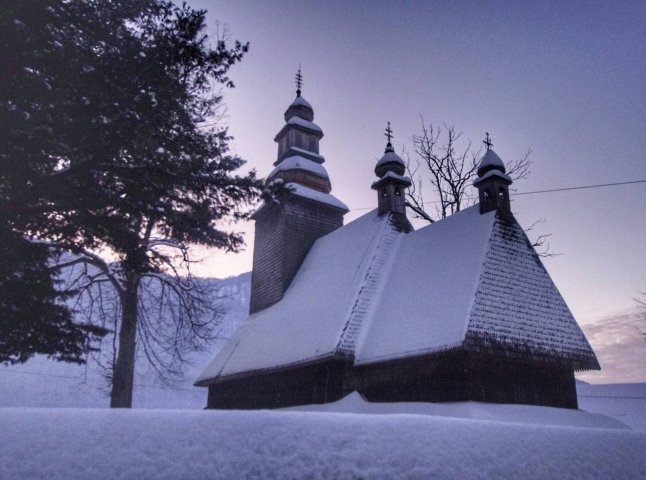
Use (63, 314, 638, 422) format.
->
(196, 78, 600, 410)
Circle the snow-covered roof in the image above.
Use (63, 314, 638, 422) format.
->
(286, 183, 348, 211)
(477, 149, 506, 174)
(375, 149, 404, 168)
(268, 156, 330, 180)
(275, 146, 325, 165)
(371, 171, 412, 188)
(197, 206, 597, 385)
(197, 212, 385, 383)
(286, 116, 323, 134)
(291, 95, 312, 109)
(473, 168, 512, 186)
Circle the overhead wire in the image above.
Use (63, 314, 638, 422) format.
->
(347, 178, 646, 212)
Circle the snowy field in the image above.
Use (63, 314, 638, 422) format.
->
(1, 401, 645, 480)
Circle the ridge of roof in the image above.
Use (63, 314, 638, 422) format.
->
(335, 214, 406, 359)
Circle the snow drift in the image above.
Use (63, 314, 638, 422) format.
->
(1, 406, 645, 480)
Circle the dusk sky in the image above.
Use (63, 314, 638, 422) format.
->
(189, 0, 645, 341)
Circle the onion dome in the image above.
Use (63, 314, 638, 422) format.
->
(284, 95, 314, 122)
(477, 148, 506, 177)
(375, 141, 406, 177)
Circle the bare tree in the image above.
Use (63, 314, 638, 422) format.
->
(55, 241, 227, 391)
(404, 120, 553, 255)
(405, 120, 531, 221)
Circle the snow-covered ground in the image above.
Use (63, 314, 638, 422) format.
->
(1, 401, 645, 480)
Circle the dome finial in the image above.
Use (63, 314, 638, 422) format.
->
(295, 64, 303, 97)
(483, 132, 493, 150)
(384, 121, 394, 151)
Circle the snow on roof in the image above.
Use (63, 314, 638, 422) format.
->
(473, 168, 512, 186)
(478, 148, 506, 173)
(291, 95, 312, 109)
(356, 206, 495, 364)
(371, 171, 412, 188)
(287, 183, 348, 211)
(276, 146, 325, 165)
(196, 211, 389, 383)
(375, 150, 404, 168)
(286, 116, 323, 134)
(268, 156, 329, 180)
(198, 205, 598, 384)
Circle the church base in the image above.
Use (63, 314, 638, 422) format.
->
(205, 352, 579, 410)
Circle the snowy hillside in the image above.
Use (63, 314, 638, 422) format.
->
(1, 404, 645, 480)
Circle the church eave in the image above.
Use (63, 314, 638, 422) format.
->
(273, 121, 324, 143)
(194, 353, 340, 387)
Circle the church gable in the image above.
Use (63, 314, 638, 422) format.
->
(464, 213, 599, 370)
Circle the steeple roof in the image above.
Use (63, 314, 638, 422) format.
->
(474, 147, 512, 187)
(283, 95, 315, 123)
(262, 71, 346, 207)
(375, 144, 406, 176)
(477, 148, 507, 176)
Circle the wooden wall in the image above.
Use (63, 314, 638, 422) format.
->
(206, 351, 578, 410)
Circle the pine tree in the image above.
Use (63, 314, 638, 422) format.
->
(0, 1, 121, 364)
(1, 1, 260, 405)
(0, 227, 104, 364)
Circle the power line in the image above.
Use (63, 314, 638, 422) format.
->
(578, 394, 646, 400)
(514, 179, 646, 196)
(348, 178, 646, 212)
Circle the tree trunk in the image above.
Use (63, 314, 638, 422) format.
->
(110, 276, 139, 408)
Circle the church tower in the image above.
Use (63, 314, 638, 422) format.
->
(473, 133, 512, 214)
(371, 123, 413, 230)
(249, 71, 348, 314)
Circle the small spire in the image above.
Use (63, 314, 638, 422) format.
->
(295, 65, 303, 97)
(385, 121, 393, 149)
(483, 132, 493, 150)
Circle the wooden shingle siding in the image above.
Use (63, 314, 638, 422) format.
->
(250, 195, 344, 314)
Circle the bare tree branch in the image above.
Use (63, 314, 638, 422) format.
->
(405, 119, 555, 257)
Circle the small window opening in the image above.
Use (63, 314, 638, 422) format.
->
(382, 189, 388, 198)
(394, 187, 401, 197)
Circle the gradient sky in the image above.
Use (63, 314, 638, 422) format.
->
(188, 0, 645, 329)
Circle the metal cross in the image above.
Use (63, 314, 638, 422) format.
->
(484, 132, 493, 150)
(385, 121, 393, 144)
(295, 65, 303, 96)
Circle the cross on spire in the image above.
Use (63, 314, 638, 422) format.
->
(295, 65, 303, 97)
(385, 121, 393, 145)
(484, 132, 493, 150)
